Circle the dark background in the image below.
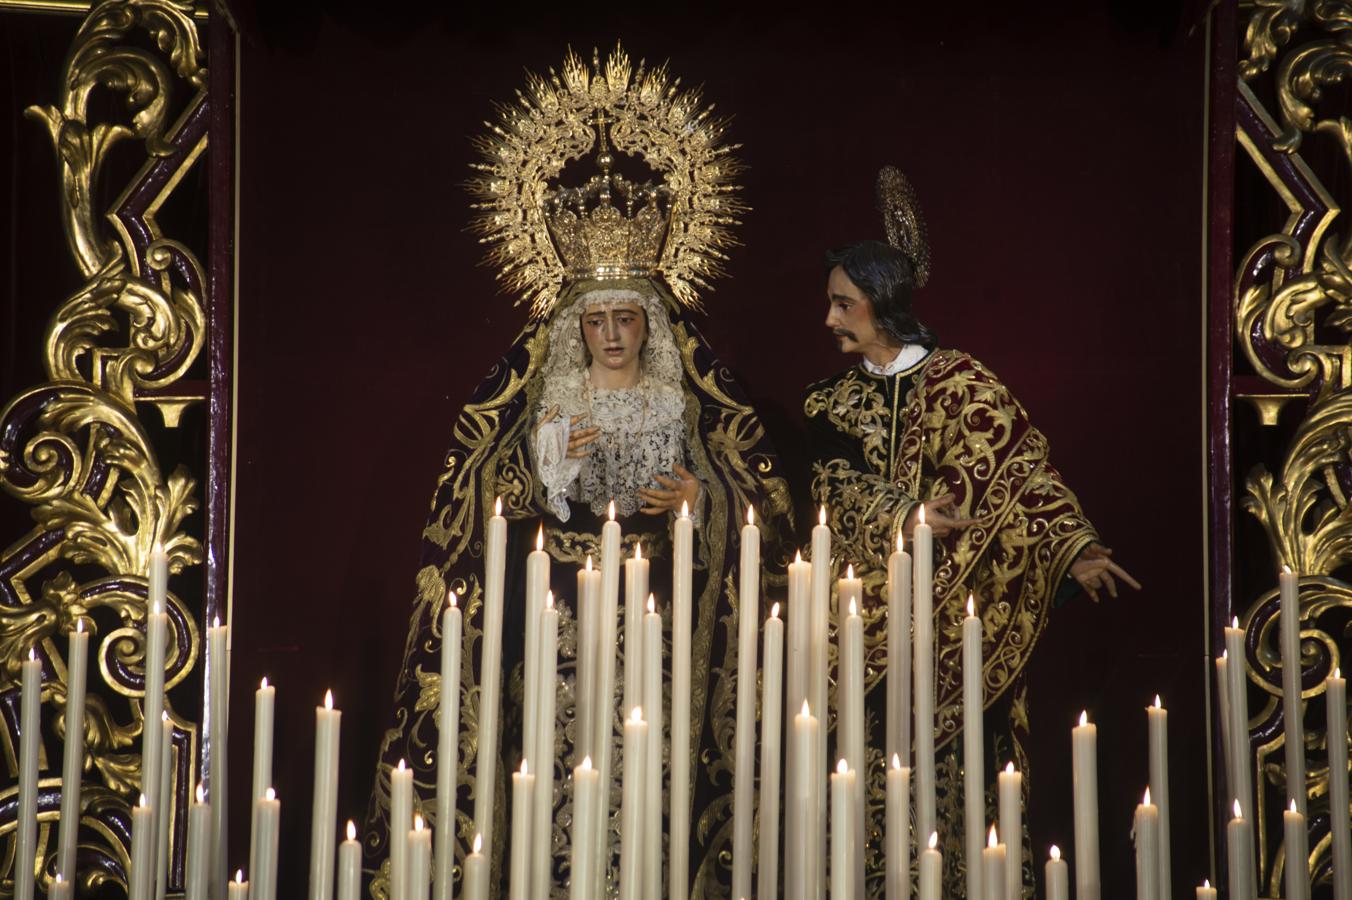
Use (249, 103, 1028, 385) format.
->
(3, 2, 1211, 896)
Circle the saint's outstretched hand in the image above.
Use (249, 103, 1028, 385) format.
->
(1069, 542, 1141, 602)
(638, 465, 701, 515)
(902, 492, 985, 539)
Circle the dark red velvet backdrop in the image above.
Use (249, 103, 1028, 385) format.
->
(3, 2, 1210, 896)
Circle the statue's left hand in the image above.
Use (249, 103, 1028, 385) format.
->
(1069, 542, 1142, 602)
(638, 465, 701, 516)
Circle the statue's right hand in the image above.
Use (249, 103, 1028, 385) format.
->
(567, 421, 599, 458)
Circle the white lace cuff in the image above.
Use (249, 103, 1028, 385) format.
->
(535, 420, 583, 522)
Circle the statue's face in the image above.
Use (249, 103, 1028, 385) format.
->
(825, 265, 883, 354)
(581, 301, 647, 373)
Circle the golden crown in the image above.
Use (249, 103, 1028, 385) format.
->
(543, 116, 674, 280)
(468, 45, 744, 318)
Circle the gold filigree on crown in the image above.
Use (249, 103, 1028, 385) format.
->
(468, 44, 744, 318)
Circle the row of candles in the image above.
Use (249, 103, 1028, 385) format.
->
(7, 503, 1352, 898)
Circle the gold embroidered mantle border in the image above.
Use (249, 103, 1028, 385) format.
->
(0, 1, 209, 893)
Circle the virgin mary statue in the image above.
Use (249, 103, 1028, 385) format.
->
(360, 47, 794, 899)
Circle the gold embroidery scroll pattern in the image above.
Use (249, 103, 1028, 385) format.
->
(0, 1, 207, 892)
(804, 371, 892, 473)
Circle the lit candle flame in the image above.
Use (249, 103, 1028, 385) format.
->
(1153, 694, 1162, 709)
(415, 814, 424, 832)
(897, 531, 904, 553)
(449, 591, 458, 610)
(1078, 710, 1088, 727)
(347, 821, 357, 841)
(967, 595, 975, 617)
(1233, 798, 1242, 818)
(848, 598, 857, 617)
(162, 711, 169, 722)
(608, 500, 615, 521)
(801, 699, 811, 717)
(324, 689, 334, 710)
(213, 615, 220, 628)
(139, 793, 148, 808)
(265, 787, 275, 801)
(988, 824, 999, 847)
(1232, 616, 1239, 629)
(635, 542, 642, 561)
(261, 676, 269, 690)
(1005, 761, 1015, 775)
(647, 594, 655, 614)
(794, 549, 802, 564)
(585, 555, 593, 571)
(836, 758, 849, 774)
(819, 505, 827, 526)
(1143, 786, 1151, 805)
(918, 504, 926, 525)
(681, 499, 689, 518)
(152, 601, 161, 616)
(398, 758, 406, 771)
(28, 647, 35, 661)
(235, 870, 244, 885)
(630, 707, 643, 724)
(1222, 649, 1228, 660)
(55, 875, 63, 886)
(892, 753, 901, 770)
(1290, 798, 1298, 813)
(1337, 667, 1342, 679)
(473, 833, 483, 853)
(581, 755, 592, 771)
(846, 563, 854, 580)
(747, 505, 755, 526)
(76, 619, 83, 634)
(1203, 880, 1211, 889)
(1050, 845, 1061, 861)
(494, 497, 502, 516)
(521, 758, 529, 776)
(928, 831, 938, 850)
(546, 591, 555, 611)
(770, 602, 780, 619)
(195, 783, 205, 803)
(536, 525, 544, 551)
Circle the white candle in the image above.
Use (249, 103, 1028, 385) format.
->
(435, 592, 461, 900)
(1328, 667, 1349, 900)
(732, 506, 760, 900)
(811, 506, 832, 900)
(999, 762, 1023, 900)
(670, 504, 694, 900)
(16, 649, 40, 900)
(1280, 567, 1306, 814)
(983, 825, 1006, 900)
(250, 675, 275, 877)
(390, 758, 413, 900)
(1072, 711, 1100, 900)
(963, 595, 985, 900)
(830, 759, 856, 900)
(595, 504, 622, 893)
(141, 585, 168, 881)
(576, 558, 600, 766)
(667, 500, 692, 897)
(186, 784, 210, 900)
(154, 708, 173, 897)
(228, 871, 248, 900)
(785, 550, 811, 895)
(913, 506, 937, 843)
(1214, 655, 1232, 797)
(337, 822, 360, 900)
(130, 794, 155, 900)
(619, 708, 648, 900)
(408, 816, 431, 900)
(207, 616, 230, 899)
(1147, 696, 1172, 900)
(50, 874, 73, 900)
(155, 713, 172, 900)
(1135, 788, 1160, 900)
(1047, 845, 1069, 900)
(524, 527, 549, 792)
(533, 593, 559, 900)
(251, 788, 280, 900)
(1195, 879, 1216, 900)
(570, 757, 599, 900)
(1226, 799, 1253, 900)
(1284, 799, 1310, 900)
(58, 621, 89, 883)
(886, 757, 911, 900)
(1224, 619, 1254, 833)
(888, 533, 913, 768)
(623, 542, 649, 717)
(642, 596, 663, 900)
(463, 834, 487, 900)
(791, 702, 820, 900)
(311, 690, 341, 900)
(758, 604, 785, 900)
(473, 498, 508, 853)
(839, 576, 865, 887)
(919, 832, 942, 900)
(511, 761, 534, 900)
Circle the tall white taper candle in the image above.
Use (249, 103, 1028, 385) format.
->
(913, 505, 937, 843)
(1072, 711, 1100, 900)
(670, 504, 694, 900)
(732, 506, 760, 900)
(310, 690, 341, 900)
(16, 649, 40, 900)
(435, 592, 461, 900)
(963, 595, 985, 900)
(758, 604, 785, 900)
(473, 498, 508, 854)
(58, 621, 89, 883)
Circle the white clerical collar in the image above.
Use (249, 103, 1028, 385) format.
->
(861, 343, 929, 376)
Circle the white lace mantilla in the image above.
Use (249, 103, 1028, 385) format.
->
(534, 286, 691, 521)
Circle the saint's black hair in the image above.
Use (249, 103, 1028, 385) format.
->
(824, 240, 937, 349)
